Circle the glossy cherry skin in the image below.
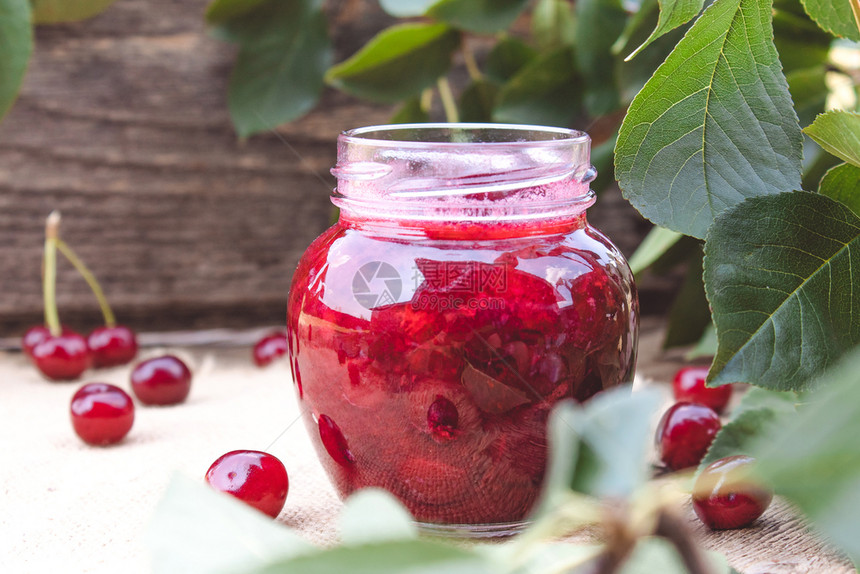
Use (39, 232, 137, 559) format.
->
(88, 325, 139, 368)
(693, 455, 773, 529)
(130, 355, 192, 405)
(672, 366, 733, 414)
(70, 383, 135, 445)
(657, 402, 722, 471)
(205, 450, 289, 518)
(31, 331, 91, 381)
(253, 332, 288, 367)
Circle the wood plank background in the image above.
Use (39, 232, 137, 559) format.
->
(0, 0, 652, 338)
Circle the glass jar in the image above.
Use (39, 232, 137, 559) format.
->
(287, 124, 637, 536)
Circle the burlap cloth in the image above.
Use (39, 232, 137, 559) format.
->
(1, 345, 343, 573)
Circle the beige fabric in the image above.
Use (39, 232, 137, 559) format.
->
(1, 347, 342, 573)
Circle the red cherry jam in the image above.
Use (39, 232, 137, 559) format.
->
(287, 124, 638, 533)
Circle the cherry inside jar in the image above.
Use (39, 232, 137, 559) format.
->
(287, 123, 638, 536)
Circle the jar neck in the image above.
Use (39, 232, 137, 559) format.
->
(331, 123, 597, 225)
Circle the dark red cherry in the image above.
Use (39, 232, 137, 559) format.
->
(693, 455, 773, 529)
(88, 325, 138, 368)
(427, 395, 459, 440)
(318, 414, 355, 466)
(31, 331, 91, 381)
(130, 355, 192, 405)
(657, 402, 722, 471)
(672, 366, 733, 414)
(205, 450, 289, 518)
(253, 332, 288, 367)
(70, 383, 134, 445)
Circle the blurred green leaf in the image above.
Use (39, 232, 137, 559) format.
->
(749, 346, 860, 565)
(458, 79, 497, 122)
(377, 0, 437, 17)
(615, 0, 802, 239)
(804, 111, 860, 168)
(205, 0, 268, 24)
(590, 133, 617, 193)
(531, 0, 576, 50)
(390, 96, 430, 123)
(326, 23, 460, 104)
(340, 489, 418, 545)
(786, 67, 828, 128)
(0, 0, 30, 121)
(628, 225, 684, 275)
(619, 537, 734, 574)
(148, 474, 314, 574)
(484, 36, 536, 84)
(686, 321, 717, 359)
(31, 0, 115, 23)
(699, 408, 789, 470)
(731, 386, 798, 418)
(704, 191, 860, 390)
(255, 539, 493, 574)
(427, 0, 530, 35)
(575, 0, 626, 115)
(773, 0, 832, 74)
(799, 0, 860, 40)
(663, 247, 711, 349)
(624, 0, 704, 60)
(820, 163, 860, 217)
(494, 47, 582, 126)
(550, 387, 664, 501)
(214, 0, 332, 137)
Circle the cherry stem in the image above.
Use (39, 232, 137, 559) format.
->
(437, 77, 459, 123)
(43, 211, 62, 336)
(56, 239, 116, 327)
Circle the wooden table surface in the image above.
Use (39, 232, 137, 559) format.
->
(0, 317, 854, 573)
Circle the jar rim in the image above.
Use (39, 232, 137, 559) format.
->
(341, 122, 590, 148)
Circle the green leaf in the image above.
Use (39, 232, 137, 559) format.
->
(686, 321, 717, 359)
(148, 474, 314, 574)
(749, 346, 860, 565)
(615, 0, 803, 240)
(625, 0, 704, 60)
(0, 0, 31, 121)
(31, 0, 115, 23)
(326, 23, 460, 104)
(704, 191, 860, 390)
(628, 225, 684, 275)
(427, 0, 530, 35)
(216, 0, 332, 138)
(531, 0, 576, 50)
(786, 67, 828, 128)
(804, 111, 860, 168)
(731, 385, 798, 418)
(377, 0, 437, 17)
(458, 79, 497, 122)
(551, 387, 664, 500)
(340, 489, 418, 545)
(390, 96, 430, 124)
(820, 163, 860, 217)
(699, 407, 792, 470)
(255, 539, 493, 574)
(575, 0, 626, 116)
(773, 0, 833, 74)
(663, 247, 711, 348)
(620, 537, 734, 574)
(484, 36, 536, 85)
(494, 47, 582, 127)
(799, 0, 860, 40)
(205, 0, 268, 24)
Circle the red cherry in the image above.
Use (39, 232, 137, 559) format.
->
(31, 331, 91, 381)
(88, 325, 138, 368)
(253, 332, 288, 367)
(130, 355, 192, 405)
(427, 395, 459, 440)
(672, 366, 733, 413)
(205, 450, 289, 518)
(70, 383, 135, 445)
(657, 402, 722, 471)
(693, 455, 773, 529)
(318, 414, 355, 466)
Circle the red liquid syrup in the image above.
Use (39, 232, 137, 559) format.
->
(288, 216, 637, 527)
